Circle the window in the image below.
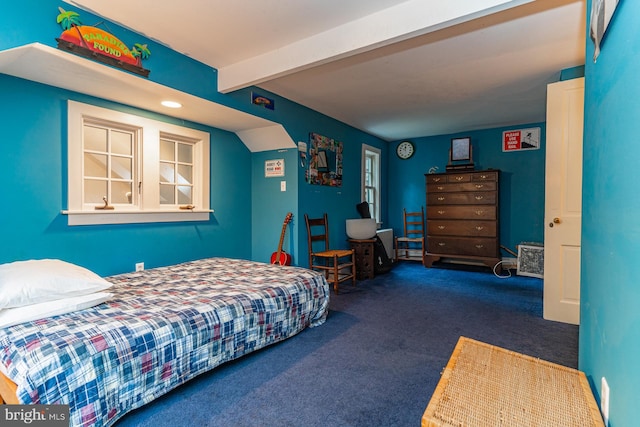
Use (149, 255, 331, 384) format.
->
(362, 144, 381, 224)
(66, 101, 210, 225)
(82, 120, 138, 208)
(159, 136, 194, 206)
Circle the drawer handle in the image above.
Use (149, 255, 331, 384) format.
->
(437, 196, 445, 201)
(455, 176, 464, 181)
(438, 225, 446, 230)
(433, 177, 442, 182)
(475, 210, 485, 216)
(480, 174, 488, 179)
(475, 184, 484, 189)
(475, 244, 484, 249)
(438, 210, 446, 215)
(437, 186, 444, 190)
(475, 226, 484, 231)
(474, 195, 484, 200)
(438, 242, 446, 246)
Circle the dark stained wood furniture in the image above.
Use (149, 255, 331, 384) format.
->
(424, 170, 501, 272)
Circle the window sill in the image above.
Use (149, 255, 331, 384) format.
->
(61, 209, 213, 226)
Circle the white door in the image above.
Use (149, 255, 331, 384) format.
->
(543, 77, 584, 325)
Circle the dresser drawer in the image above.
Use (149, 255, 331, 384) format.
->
(427, 220, 496, 237)
(426, 175, 447, 185)
(427, 192, 496, 205)
(426, 174, 473, 185)
(472, 171, 498, 182)
(447, 173, 472, 183)
(428, 237, 497, 257)
(427, 205, 496, 220)
(427, 181, 497, 193)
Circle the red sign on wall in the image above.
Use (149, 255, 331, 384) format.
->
(502, 127, 540, 152)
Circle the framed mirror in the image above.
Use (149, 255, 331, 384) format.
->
(308, 132, 343, 186)
(451, 137, 471, 162)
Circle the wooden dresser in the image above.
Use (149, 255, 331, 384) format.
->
(424, 169, 500, 271)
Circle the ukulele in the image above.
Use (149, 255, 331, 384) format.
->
(270, 212, 293, 266)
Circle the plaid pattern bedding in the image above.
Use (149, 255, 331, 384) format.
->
(0, 257, 329, 427)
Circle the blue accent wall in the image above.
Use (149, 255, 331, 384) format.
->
(0, 74, 253, 276)
(582, 1, 639, 425)
(388, 123, 546, 255)
(0, 1, 389, 274)
(252, 148, 299, 264)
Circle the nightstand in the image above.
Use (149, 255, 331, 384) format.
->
(348, 238, 376, 280)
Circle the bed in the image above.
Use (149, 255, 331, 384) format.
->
(0, 257, 330, 426)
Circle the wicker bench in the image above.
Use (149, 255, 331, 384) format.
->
(422, 336, 604, 426)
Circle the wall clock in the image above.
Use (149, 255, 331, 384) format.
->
(396, 140, 415, 160)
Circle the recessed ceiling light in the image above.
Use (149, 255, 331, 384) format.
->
(161, 100, 182, 108)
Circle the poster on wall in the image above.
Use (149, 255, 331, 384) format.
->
(265, 159, 285, 177)
(590, 0, 620, 62)
(307, 133, 343, 187)
(502, 127, 540, 152)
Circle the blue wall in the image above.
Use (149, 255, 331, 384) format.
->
(0, 74, 253, 276)
(251, 148, 299, 264)
(0, 1, 389, 274)
(581, 1, 640, 425)
(388, 123, 546, 255)
(235, 85, 389, 268)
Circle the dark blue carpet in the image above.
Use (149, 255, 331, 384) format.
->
(115, 263, 578, 427)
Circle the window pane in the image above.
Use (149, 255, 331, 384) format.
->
(160, 139, 175, 161)
(84, 153, 107, 177)
(178, 143, 192, 163)
(365, 188, 374, 204)
(111, 131, 132, 155)
(365, 172, 372, 186)
(177, 164, 192, 184)
(177, 186, 192, 204)
(160, 184, 175, 204)
(84, 125, 107, 152)
(160, 162, 175, 183)
(111, 156, 132, 180)
(112, 181, 133, 204)
(84, 179, 107, 204)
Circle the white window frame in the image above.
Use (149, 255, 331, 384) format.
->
(65, 101, 211, 226)
(361, 144, 381, 225)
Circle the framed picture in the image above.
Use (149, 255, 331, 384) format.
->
(451, 137, 471, 162)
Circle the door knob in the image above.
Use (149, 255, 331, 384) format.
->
(549, 217, 561, 227)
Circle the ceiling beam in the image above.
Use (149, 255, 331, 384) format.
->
(217, 0, 534, 93)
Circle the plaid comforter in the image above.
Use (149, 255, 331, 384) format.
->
(0, 258, 329, 427)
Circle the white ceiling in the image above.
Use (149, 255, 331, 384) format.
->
(64, 0, 586, 141)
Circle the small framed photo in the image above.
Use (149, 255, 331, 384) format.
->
(451, 137, 471, 162)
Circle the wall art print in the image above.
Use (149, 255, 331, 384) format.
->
(307, 133, 343, 187)
(56, 7, 151, 77)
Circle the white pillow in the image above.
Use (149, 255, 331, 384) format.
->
(0, 259, 113, 309)
(0, 292, 113, 328)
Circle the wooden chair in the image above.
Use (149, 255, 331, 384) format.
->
(395, 207, 425, 262)
(304, 213, 356, 294)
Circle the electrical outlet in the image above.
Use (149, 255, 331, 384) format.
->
(135, 262, 144, 272)
(601, 377, 610, 426)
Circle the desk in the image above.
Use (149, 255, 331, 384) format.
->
(422, 337, 604, 427)
(348, 238, 376, 280)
